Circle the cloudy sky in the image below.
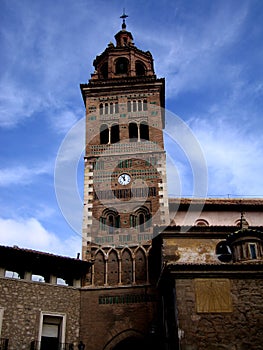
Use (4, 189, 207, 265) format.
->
(0, 0, 262, 257)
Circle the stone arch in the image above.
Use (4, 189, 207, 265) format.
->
(103, 329, 145, 350)
(195, 218, 209, 226)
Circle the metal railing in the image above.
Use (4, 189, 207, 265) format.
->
(0, 339, 9, 350)
(30, 341, 73, 350)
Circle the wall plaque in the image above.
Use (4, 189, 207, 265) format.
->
(195, 279, 232, 313)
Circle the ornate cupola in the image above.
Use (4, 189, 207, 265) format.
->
(226, 214, 263, 263)
(89, 13, 155, 81)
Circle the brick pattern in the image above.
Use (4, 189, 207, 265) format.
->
(80, 287, 158, 350)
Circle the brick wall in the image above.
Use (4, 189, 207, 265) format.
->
(80, 286, 158, 350)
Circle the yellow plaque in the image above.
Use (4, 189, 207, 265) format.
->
(195, 279, 232, 313)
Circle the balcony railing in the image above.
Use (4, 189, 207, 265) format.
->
(30, 341, 73, 350)
(0, 339, 9, 350)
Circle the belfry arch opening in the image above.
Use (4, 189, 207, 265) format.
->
(129, 123, 138, 142)
(140, 122, 149, 141)
(100, 124, 109, 144)
(135, 61, 146, 76)
(115, 57, 129, 75)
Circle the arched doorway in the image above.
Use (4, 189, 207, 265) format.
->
(112, 337, 145, 350)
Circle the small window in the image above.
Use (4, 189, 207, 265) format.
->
(249, 244, 257, 259)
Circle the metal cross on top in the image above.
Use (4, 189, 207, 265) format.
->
(120, 9, 128, 29)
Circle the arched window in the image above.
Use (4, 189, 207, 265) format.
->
(99, 103, 103, 115)
(129, 123, 138, 142)
(139, 213, 145, 232)
(100, 124, 109, 144)
(110, 102, 114, 114)
(134, 207, 151, 232)
(100, 208, 120, 234)
(132, 100, 137, 112)
(111, 124, 120, 144)
(143, 99, 148, 111)
(195, 219, 209, 226)
(140, 122, 149, 141)
(115, 57, 129, 75)
(100, 62, 108, 79)
(138, 100, 142, 111)
(115, 102, 119, 113)
(105, 103, 109, 114)
(127, 101, 131, 112)
(136, 61, 146, 76)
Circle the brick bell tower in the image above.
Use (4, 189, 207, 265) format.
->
(80, 14, 169, 258)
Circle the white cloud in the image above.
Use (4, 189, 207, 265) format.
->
(0, 162, 52, 187)
(190, 117, 263, 196)
(0, 80, 44, 128)
(0, 216, 81, 258)
(139, 2, 248, 98)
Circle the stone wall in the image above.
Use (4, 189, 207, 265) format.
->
(0, 277, 81, 350)
(80, 286, 158, 350)
(175, 278, 263, 350)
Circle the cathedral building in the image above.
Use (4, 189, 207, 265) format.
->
(0, 15, 263, 350)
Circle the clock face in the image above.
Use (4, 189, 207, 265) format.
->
(118, 173, 131, 186)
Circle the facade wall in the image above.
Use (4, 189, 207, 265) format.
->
(0, 277, 81, 350)
(80, 286, 158, 350)
(170, 207, 263, 227)
(175, 278, 263, 350)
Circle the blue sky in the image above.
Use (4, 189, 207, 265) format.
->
(0, 0, 263, 257)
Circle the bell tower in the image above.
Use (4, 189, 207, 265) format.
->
(80, 14, 169, 256)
